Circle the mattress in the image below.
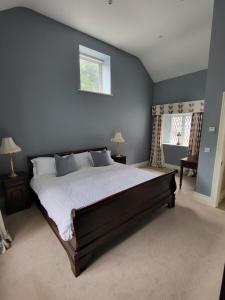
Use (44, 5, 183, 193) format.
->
(30, 163, 158, 241)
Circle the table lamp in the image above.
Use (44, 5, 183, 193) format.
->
(111, 132, 125, 157)
(176, 132, 182, 146)
(0, 137, 21, 177)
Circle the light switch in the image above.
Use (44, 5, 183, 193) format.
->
(209, 127, 216, 132)
(204, 147, 210, 153)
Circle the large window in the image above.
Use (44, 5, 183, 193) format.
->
(162, 113, 192, 146)
(79, 45, 111, 95)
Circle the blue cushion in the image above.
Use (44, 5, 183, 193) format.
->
(55, 154, 78, 177)
(90, 150, 112, 167)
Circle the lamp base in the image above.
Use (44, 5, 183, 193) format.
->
(9, 172, 18, 178)
(9, 154, 18, 178)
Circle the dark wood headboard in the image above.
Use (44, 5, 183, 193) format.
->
(27, 146, 107, 179)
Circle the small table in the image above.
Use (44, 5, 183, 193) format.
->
(111, 155, 126, 164)
(180, 156, 198, 189)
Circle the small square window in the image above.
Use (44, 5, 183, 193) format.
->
(80, 54, 103, 93)
(79, 45, 111, 95)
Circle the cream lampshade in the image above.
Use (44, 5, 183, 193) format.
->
(111, 132, 125, 157)
(0, 137, 22, 177)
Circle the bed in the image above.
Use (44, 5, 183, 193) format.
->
(28, 147, 177, 277)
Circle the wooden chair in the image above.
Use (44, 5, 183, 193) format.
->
(179, 155, 198, 189)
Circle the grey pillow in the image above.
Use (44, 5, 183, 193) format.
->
(55, 154, 78, 177)
(90, 150, 112, 167)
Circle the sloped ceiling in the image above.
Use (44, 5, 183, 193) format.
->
(0, 0, 214, 82)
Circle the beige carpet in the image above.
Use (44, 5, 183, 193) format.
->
(1, 171, 225, 300)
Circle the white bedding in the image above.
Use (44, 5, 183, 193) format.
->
(30, 164, 158, 241)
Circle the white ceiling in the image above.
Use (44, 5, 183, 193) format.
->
(0, 0, 214, 82)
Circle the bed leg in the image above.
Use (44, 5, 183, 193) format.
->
(68, 255, 80, 277)
(168, 173, 176, 208)
(70, 251, 93, 277)
(168, 195, 175, 208)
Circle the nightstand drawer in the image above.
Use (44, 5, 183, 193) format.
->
(111, 155, 126, 164)
(3, 177, 26, 188)
(5, 185, 31, 214)
(1, 172, 31, 215)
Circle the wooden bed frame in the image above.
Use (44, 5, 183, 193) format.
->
(28, 147, 177, 277)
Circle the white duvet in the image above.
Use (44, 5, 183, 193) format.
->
(30, 164, 158, 241)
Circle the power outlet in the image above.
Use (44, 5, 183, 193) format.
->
(204, 147, 210, 153)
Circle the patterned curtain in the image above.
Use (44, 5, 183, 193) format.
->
(185, 112, 203, 176)
(0, 211, 12, 255)
(150, 115, 165, 168)
(188, 112, 203, 157)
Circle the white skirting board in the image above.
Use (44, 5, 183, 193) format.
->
(193, 186, 224, 208)
(131, 161, 180, 170)
(131, 161, 149, 168)
(165, 163, 180, 172)
(193, 192, 215, 207)
(164, 164, 214, 207)
(164, 163, 215, 208)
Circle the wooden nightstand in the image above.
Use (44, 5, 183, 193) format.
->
(111, 155, 126, 164)
(1, 172, 31, 215)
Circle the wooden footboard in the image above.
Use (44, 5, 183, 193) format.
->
(70, 171, 177, 276)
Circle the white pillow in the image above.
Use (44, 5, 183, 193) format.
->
(74, 152, 94, 169)
(106, 150, 114, 163)
(32, 165, 37, 178)
(31, 157, 56, 178)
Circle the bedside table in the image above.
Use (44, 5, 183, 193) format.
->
(1, 172, 31, 215)
(111, 155, 126, 164)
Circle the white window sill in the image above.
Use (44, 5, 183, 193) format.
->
(78, 89, 113, 96)
(163, 143, 188, 148)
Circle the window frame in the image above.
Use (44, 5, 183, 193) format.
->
(78, 45, 112, 96)
(79, 54, 103, 93)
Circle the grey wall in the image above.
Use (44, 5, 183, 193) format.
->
(0, 7, 153, 179)
(196, 0, 225, 196)
(153, 70, 207, 165)
(153, 70, 208, 104)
